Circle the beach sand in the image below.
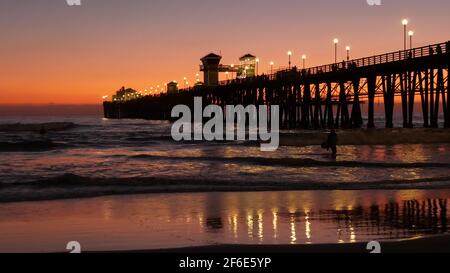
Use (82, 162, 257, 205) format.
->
(1, 190, 448, 253)
(137, 235, 450, 253)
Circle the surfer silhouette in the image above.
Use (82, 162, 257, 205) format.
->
(322, 129, 337, 157)
(39, 126, 47, 136)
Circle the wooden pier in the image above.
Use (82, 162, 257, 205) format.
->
(104, 41, 450, 129)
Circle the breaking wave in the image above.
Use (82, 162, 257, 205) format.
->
(127, 154, 450, 168)
(2, 173, 450, 203)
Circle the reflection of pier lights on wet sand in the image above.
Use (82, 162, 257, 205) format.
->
(192, 193, 448, 244)
(232, 214, 238, 240)
(290, 214, 297, 244)
(257, 210, 264, 242)
(247, 210, 254, 239)
(305, 212, 312, 242)
(205, 193, 224, 231)
(272, 209, 278, 240)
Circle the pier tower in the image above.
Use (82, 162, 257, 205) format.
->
(167, 81, 178, 94)
(200, 53, 222, 86)
(238, 54, 256, 79)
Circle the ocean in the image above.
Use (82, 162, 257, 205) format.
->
(0, 110, 449, 191)
(0, 106, 449, 251)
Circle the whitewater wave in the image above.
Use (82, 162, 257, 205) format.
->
(125, 154, 450, 168)
(2, 173, 450, 203)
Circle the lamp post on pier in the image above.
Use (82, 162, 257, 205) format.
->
(256, 58, 260, 76)
(408, 30, 414, 50)
(402, 19, 409, 51)
(287, 51, 292, 70)
(333, 38, 339, 63)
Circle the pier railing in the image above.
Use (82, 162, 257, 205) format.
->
(307, 41, 448, 75)
(218, 41, 449, 85)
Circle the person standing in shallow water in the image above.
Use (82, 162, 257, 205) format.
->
(322, 129, 337, 157)
(39, 126, 46, 135)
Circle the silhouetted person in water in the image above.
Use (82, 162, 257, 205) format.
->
(39, 126, 46, 135)
(322, 129, 337, 156)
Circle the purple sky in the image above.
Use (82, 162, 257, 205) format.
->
(0, 0, 449, 104)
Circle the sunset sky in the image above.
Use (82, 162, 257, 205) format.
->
(1, 0, 449, 104)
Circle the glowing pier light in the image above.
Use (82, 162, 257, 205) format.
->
(408, 30, 414, 49)
(333, 38, 339, 63)
(402, 19, 409, 50)
(287, 51, 292, 69)
(346, 46, 351, 61)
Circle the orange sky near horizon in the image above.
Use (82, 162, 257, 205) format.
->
(0, 0, 449, 105)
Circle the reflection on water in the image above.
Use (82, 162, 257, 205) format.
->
(1, 115, 450, 187)
(1, 143, 449, 188)
(0, 190, 449, 252)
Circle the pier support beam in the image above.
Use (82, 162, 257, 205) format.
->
(400, 73, 408, 128)
(419, 71, 428, 128)
(367, 75, 376, 128)
(447, 66, 450, 128)
(383, 75, 395, 128)
(350, 79, 363, 128)
(324, 82, 334, 128)
(301, 83, 312, 128)
(432, 68, 443, 128)
(437, 67, 446, 128)
(313, 82, 322, 129)
(336, 82, 349, 128)
(295, 84, 301, 128)
(419, 71, 428, 127)
(446, 41, 450, 127)
(430, 69, 437, 128)
(408, 71, 417, 128)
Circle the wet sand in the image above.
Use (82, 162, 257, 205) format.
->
(1, 190, 449, 253)
(280, 128, 450, 146)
